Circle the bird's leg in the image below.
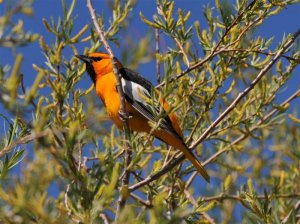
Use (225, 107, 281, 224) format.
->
(118, 110, 133, 122)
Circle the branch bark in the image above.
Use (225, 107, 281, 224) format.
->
(190, 29, 300, 149)
(128, 28, 300, 192)
(202, 193, 300, 203)
(155, 28, 161, 86)
(86, 0, 132, 219)
(282, 199, 300, 223)
(0, 130, 50, 158)
(155, 0, 258, 89)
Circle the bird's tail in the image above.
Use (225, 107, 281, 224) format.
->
(153, 129, 210, 182)
(180, 143, 210, 183)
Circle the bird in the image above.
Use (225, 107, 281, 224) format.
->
(76, 52, 210, 182)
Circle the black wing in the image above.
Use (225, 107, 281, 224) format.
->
(119, 68, 182, 139)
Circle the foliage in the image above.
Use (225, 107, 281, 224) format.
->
(0, 0, 300, 223)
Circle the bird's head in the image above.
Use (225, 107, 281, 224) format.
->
(76, 52, 122, 83)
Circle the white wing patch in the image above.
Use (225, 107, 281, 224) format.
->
(121, 78, 151, 103)
(121, 77, 181, 139)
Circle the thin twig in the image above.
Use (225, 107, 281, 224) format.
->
(0, 130, 50, 157)
(99, 213, 110, 224)
(281, 199, 300, 223)
(184, 189, 198, 207)
(186, 86, 219, 145)
(184, 87, 300, 188)
(203, 71, 289, 140)
(64, 181, 81, 223)
(163, 146, 173, 166)
(129, 193, 152, 208)
(86, 0, 132, 219)
(201, 193, 300, 203)
(202, 213, 216, 224)
(6, 0, 27, 19)
(174, 37, 190, 67)
(155, 28, 161, 86)
(202, 86, 300, 167)
(128, 28, 300, 191)
(155, 0, 257, 89)
(186, 171, 197, 189)
(190, 28, 300, 149)
(155, 46, 218, 89)
(20, 74, 37, 109)
(221, 48, 300, 62)
(65, 183, 72, 216)
(77, 142, 82, 171)
(186, 114, 204, 145)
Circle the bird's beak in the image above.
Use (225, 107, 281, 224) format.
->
(75, 55, 90, 63)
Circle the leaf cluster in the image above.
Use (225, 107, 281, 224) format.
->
(0, 0, 299, 223)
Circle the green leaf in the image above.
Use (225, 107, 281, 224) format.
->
(7, 149, 25, 170)
(197, 201, 216, 213)
(223, 174, 232, 191)
(248, 178, 254, 196)
(7, 118, 18, 146)
(66, 0, 76, 22)
(139, 12, 161, 29)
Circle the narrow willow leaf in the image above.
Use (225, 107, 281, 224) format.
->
(81, 35, 91, 42)
(25, 70, 45, 104)
(42, 18, 57, 34)
(66, 0, 76, 22)
(20, 7, 33, 16)
(276, 60, 282, 73)
(7, 149, 25, 169)
(166, 1, 174, 22)
(194, 21, 201, 40)
(215, 0, 221, 12)
(224, 175, 232, 191)
(36, 96, 45, 119)
(288, 114, 300, 124)
(138, 154, 152, 168)
(103, 162, 120, 199)
(139, 12, 160, 29)
(197, 201, 216, 213)
(248, 178, 254, 196)
(70, 24, 89, 43)
(184, 11, 191, 22)
(7, 118, 18, 146)
(11, 20, 23, 33)
(224, 79, 236, 95)
(255, 54, 272, 68)
(269, 5, 282, 16)
(153, 160, 162, 172)
(56, 41, 65, 64)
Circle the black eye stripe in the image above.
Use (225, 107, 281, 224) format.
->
(90, 57, 102, 61)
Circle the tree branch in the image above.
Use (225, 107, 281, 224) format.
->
(155, 0, 258, 89)
(155, 28, 161, 86)
(0, 130, 50, 158)
(282, 199, 300, 223)
(86, 0, 132, 219)
(129, 193, 152, 208)
(220, 48, 300, 62)
(201, 193, 300, 203)
(128, 28, 300, 192)
(186, 87, 300, 187)
(190, 28, 300, 149)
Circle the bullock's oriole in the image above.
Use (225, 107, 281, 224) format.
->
(76, 52, 210, 182)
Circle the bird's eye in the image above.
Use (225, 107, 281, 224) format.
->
(92, 57, 102, 61)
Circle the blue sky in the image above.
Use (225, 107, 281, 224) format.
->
(1, 1, 299, 86)
(1, 0, 300, 221)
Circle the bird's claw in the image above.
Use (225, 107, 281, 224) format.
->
(118, 110, 132, 122)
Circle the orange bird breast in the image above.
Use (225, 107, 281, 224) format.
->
(76, 52, 210, 182)
(95, 69, 184, 148)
